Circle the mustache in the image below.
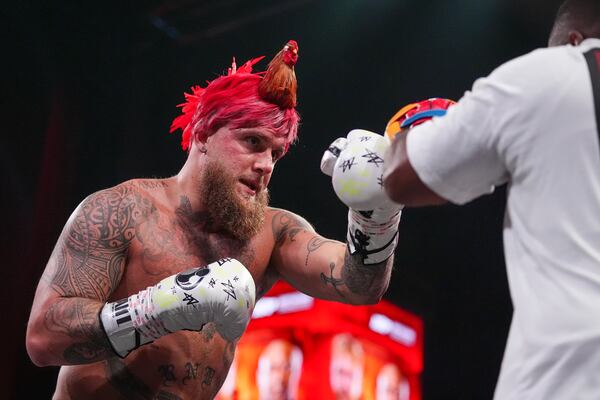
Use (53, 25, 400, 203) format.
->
(240, 175, 266, 192)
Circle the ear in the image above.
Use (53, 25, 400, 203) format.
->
(568, 30, 585, 46)
(193, 130, 209, 146)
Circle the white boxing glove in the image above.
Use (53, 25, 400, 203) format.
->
(321, 129, 403, 265)
(100, 258, 256, 358)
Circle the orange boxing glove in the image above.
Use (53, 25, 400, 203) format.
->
(385, 98, 456, 141)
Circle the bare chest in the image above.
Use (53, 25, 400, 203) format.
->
(110, 206, 276, 300)
(74, 207, 280, 398)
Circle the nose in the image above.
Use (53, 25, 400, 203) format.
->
(253, 150, 274, 176)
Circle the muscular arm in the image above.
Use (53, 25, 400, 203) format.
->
(26, 183, 146, 366)
(269, 209, 392, 305)
(383, 130, 447, 206)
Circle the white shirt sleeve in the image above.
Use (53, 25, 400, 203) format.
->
(405, 51, 545, 204)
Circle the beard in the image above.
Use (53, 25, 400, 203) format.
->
(200, 160, 269, 241)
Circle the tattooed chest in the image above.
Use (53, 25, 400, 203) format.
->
(128, 214, 256, 279)
(127, 231, 254, 276)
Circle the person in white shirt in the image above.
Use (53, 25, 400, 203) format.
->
(382, 0, 600, 398)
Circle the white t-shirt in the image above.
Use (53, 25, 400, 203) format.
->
(407, 38, 600, 399)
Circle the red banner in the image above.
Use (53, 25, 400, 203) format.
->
(217, 281, 423, 400)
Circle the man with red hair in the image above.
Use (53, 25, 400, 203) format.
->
(26, 41, 401, 399)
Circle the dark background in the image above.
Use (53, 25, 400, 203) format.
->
(5, 0, 563, 398)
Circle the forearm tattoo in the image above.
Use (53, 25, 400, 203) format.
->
(44, 183, 152, 362)
(341, 251, 389, 296)
(44, 298, 113, 363)
(319, 251, 389, 298)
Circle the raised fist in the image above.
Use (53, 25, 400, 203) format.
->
(321, 129, 393, 212)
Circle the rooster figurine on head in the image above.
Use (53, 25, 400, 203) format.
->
(259, 40, 299, 109)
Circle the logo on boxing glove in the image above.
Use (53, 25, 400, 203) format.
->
(175, 267, 211, 291)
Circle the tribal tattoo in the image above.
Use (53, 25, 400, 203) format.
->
(43, 183, 153, 363)
(134, 179, 169, 190)
(48, 184, 146, 298)
(45, 298, 113, 363)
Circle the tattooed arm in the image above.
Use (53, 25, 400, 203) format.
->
(26, 183, 145, 366)
(269, 208, 393, 305)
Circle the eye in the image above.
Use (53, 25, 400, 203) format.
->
(245, 136, 260, 146)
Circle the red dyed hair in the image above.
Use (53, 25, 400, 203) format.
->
(170, 56, 300, 152)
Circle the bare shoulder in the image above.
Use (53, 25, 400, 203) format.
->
(78, 179, 157, 227)
(75, 177, 178, 245)
(267, 207, 315, 245)
(127, 178, 172, 191)
(42, 180, 158, 298)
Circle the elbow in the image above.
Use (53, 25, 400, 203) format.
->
(26, 323, 57, 367)
(353, 294, 383, 306)
(26, 333, 52, 367)
(347, 286, 387, 306)
(362, 293, 384, 305)
(367, 283, 388, 305)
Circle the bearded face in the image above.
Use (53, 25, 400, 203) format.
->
(199, 159, 269, 241)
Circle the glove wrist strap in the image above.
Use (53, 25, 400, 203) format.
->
(100, 295, 154, 358)
(346, 209, 401, 265)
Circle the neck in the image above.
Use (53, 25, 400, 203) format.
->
(174, 143, 231, 235)
(175, 142, 208, 213)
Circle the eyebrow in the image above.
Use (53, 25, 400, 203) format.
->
(238, 129, 270, 140)
(238, 129, 286, 152)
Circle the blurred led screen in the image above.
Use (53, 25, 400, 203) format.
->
(216, 282, 423, 400)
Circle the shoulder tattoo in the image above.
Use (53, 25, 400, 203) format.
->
(49, 183, 153, 299)
(271, 210, 314, 245)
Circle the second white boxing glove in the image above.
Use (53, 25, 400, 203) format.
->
(321, 129, 402, 265)
(321, 129, 391, 211)
(100, 258, 256, 358)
